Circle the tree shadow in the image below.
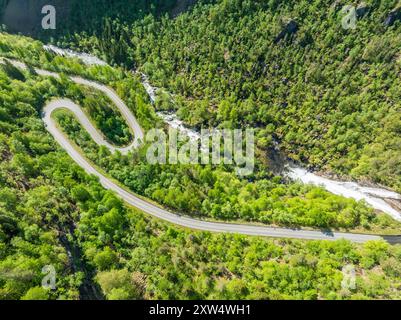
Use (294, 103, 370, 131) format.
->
(382, 235, 401, 245)
(319, 228, 334, 237)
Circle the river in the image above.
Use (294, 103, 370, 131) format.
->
(42, 45, 401, 222)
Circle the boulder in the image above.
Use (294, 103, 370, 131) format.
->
(356, 2, 369, 17)
(384, 7, 401, 26)
(274, 20, 298, 43)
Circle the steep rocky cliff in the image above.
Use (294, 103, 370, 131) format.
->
(0, 0, 199, 36)
(171, 0, 198, 17)
(0, 0, 70, 35)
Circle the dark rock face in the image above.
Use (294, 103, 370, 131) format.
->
(171, 0, 198, 17)
(356, 2, 369, 17)
(0, 0, 198, 35)
(0, 0, 70, 35)
(274, 20, 298, 43)
(384, 7, 401, 26)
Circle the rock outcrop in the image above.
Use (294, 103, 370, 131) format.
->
(356, 2, 369, 17)
(384, 7, 401, 26)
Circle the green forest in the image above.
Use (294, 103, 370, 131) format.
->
(0, 0, 401, 300)
(56, 0, 401, 191)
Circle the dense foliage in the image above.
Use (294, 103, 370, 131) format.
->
(1, 73, 401, 298)
(56, 109, 401, 231)
(74, 88, 133, 147)
(62, 0, 401, 193)
(0, 0, 401, 300)
(2, 31, 400, 231)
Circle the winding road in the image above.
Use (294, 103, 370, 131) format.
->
(3, 58, 396, 243)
